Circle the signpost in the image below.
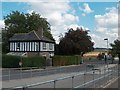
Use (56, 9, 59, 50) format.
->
(19, 61, 22, 67)
(19, 60, 22, 79)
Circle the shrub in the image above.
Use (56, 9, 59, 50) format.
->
(53, 55, 81, 66)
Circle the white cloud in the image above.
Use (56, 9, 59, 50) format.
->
(63, 14, 79, 23)
(83, 3, 94, 13)
(27, 2, 81, 44)
(2, 0, 69, 2)
(0, 20, 5, 30)
(93, 6, 118, 48)
(96, 27, 107, 33)
(79, 3, 94, 14)
(82, 13, 86, 16)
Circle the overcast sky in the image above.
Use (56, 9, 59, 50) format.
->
(0, 0, 119, 48)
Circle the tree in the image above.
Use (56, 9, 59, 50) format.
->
(58, 27, 94, 55)
(2, 11, 54, 53)
(110, 40, 120, 64)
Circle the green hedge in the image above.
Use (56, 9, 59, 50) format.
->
(53, 55, 81, 66)
(2, 55, 46, 68)
(22, 57, 46, 67)
(2, 55, 20, 68)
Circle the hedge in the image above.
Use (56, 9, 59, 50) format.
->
(53, 55, 81, 66)
(2, 55, 20, 68)
(2, 55, 46, 68)
(22, 57, 46, 67)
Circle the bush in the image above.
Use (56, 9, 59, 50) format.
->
(2, 55, 20, 68)
(2, 55, 46, 68)
(53, 55, 81, 66)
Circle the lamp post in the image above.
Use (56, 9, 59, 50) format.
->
(104, 38, 108, 51)
(104, 38, 108, 65)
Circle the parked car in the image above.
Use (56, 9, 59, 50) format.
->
(114, 57, 119, 61)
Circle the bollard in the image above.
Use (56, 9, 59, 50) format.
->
(72, 76, 74, 89)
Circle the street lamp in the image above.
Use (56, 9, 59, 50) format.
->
(104, 38, 108, 51)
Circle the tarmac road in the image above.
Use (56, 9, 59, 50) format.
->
(2, 64, 118, 89)
(2, 59, 108, 81)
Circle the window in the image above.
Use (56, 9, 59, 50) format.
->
(16, 42, 20, 49)
(36, 42, 39, 51)
(42, 42, 46, 50)
(49, 43, 53, 50)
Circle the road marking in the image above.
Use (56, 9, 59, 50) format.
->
(103, 76, 119, 88)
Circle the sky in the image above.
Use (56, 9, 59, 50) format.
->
(0, 0, 119, 48)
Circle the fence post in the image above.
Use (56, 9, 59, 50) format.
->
(114, 65, 116, 78)
(54, 80, 56, 90)
(111, 67, 113, 80)
(116, 65, 117, 77)
(93, 71, 95, 88)
(8, 69, 10, 81)
(108, 67, 110, 83)
(84, 72, 86, 88)
(20, 68, 22, 80)
(31, 67, 32, 78)
(23, 85, 27, 90)
(104, 65, 106, 86)
(72, 76, 74, 89)
(99, 69, 101, 88)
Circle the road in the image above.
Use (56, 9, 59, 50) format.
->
(2, 63, 118, 89)
(2, 59, 110, 81)
(3, 61, 117, 88)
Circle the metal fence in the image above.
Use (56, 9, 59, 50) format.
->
(2, 59, 111, 81)
(2, 65, 85, 81)
(6, 64, 118, 90)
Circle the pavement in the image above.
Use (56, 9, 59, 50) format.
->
(2, 64, 118, 89)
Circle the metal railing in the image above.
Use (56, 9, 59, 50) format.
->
(2, 65, 85, 81)
(6, 64, 118, 90)
(2, 59, 113, 81)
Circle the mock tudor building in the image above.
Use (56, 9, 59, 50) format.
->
(8, 28, 55, 58)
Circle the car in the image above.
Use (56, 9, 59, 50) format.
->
(114, 57, 119, 61)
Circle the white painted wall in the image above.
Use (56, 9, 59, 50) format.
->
(10, 41, 54, 52)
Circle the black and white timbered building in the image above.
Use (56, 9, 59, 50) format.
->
(9, 28, 55, 58)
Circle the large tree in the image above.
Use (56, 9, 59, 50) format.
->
(110, 40, 120, 64)
(58, 27, 94, 55)
(2, 11, 54, 53)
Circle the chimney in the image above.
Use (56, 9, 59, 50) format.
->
(38, 27, 43, 38)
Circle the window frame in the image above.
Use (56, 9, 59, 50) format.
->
(16, 42, 20, 49)
(42, 42, 47, 50)
(49, 43, 53, 50)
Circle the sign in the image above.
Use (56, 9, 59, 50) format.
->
(19, 61, 22, 66)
